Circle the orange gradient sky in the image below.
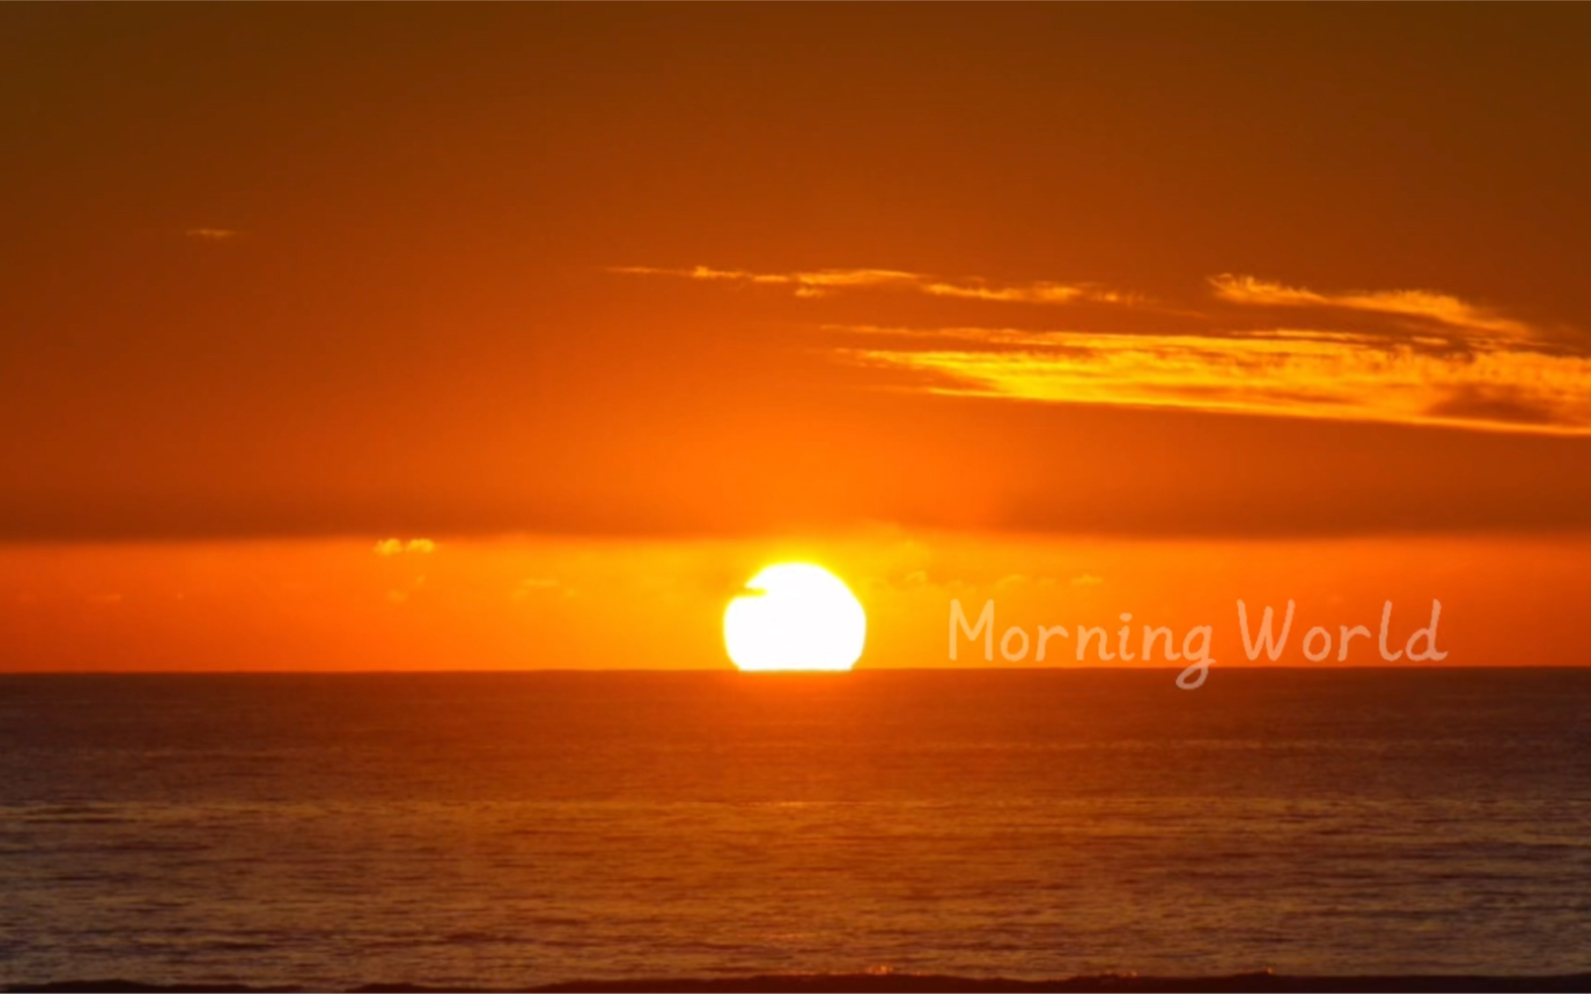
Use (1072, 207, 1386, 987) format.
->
(2, 6, 1589, 671)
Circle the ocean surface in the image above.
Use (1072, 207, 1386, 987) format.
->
(2, 669, 1591, 989)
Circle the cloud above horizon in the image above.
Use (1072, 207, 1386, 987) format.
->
(374, 538, 436, 556)
(614, 265, 1591, 436)
(1209, 274, 1538, 342)
(836, 324, 1591, 436)
(610, 265, 1131, 305)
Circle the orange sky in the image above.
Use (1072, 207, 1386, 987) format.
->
(0, 534, 1586, 672)
(2, 6, 1588, 671)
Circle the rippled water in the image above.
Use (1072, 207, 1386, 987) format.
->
(3, 669, 1591, 988)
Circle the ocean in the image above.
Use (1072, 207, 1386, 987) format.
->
(2, 669, 1590, 989)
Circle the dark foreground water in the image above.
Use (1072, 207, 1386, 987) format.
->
(2, 669, 1590, 989)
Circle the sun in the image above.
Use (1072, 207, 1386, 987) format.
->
(724, 563, 867, 672)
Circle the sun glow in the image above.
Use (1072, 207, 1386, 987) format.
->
(724, 563, 867, 672)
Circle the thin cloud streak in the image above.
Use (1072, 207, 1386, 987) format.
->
(836, 325, 1591, 436)
(1211, 274, 1536, 342)
(616, 262, 1588, 435)
(610, 265, 1129, 304)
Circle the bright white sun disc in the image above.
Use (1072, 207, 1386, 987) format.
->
(724, 564, 866, 672)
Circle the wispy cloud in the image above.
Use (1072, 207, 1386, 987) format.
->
(1210, 274, 1536, 342)
(837, 324, 1591, 435)
(610, 265, 1130, 305)
(615, 262, 1589, 435)
(185, 228, 239, 241)
(373, 538, 435, 556)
